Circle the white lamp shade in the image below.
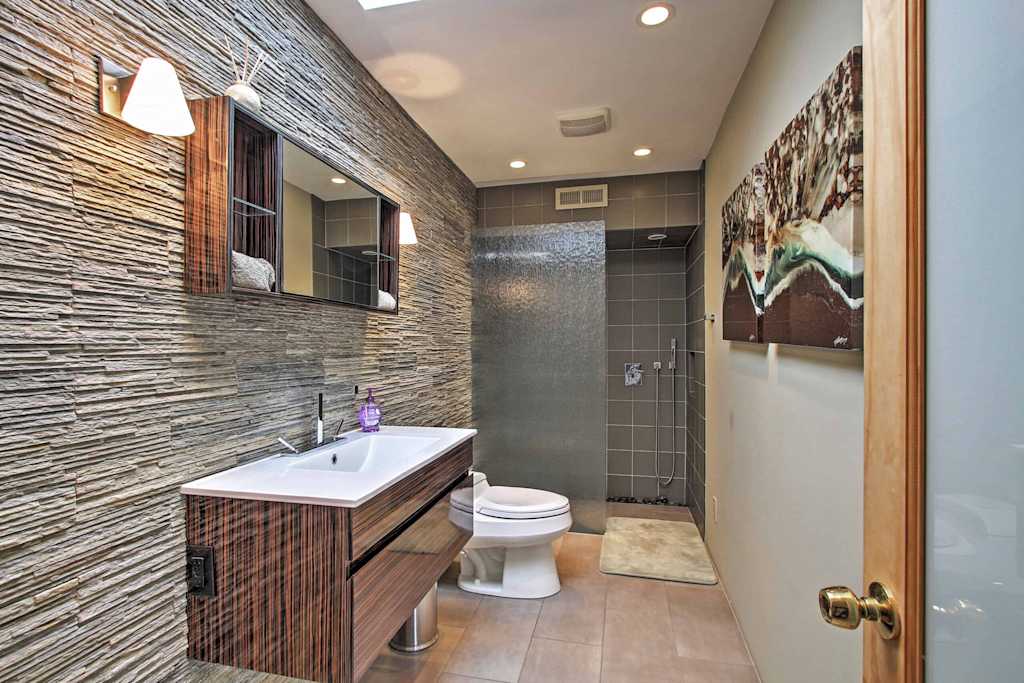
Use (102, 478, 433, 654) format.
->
(120, 58, 195, 137)
(399, 212, 418, 245)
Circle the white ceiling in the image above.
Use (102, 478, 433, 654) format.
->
(307, 0, 773, 185)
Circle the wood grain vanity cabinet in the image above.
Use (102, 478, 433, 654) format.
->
(184, 439, 473, 682)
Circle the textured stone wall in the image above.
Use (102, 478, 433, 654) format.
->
(0, 0, 475, 680)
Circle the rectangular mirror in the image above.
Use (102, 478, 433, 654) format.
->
(281, 140, 380, 308)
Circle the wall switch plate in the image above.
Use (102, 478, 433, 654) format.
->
(186, 545, 216, 597)
(712, 496, 719, 523)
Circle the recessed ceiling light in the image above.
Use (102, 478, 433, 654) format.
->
(331, 177, 347, 184)
(648, 233, 668, 241)
(633, 147, 653, 157)
(357, 0, 420, 9)
(509, 160, 527, 169)
(639, 3, 675, 27)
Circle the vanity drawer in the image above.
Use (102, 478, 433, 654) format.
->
(349, 439, 472, 561)
(351, 474, 473, 680)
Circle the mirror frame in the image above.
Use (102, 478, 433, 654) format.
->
(224, 101, 401, 315)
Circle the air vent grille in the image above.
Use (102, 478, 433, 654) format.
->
(555, 184, 609, 210)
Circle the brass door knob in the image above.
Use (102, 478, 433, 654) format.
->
(818, 581, 900, 640)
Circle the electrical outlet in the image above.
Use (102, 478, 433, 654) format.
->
(712, 495, 719, 523)
(186, 545, 216, 597)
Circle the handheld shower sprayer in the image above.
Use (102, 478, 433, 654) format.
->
(653, 337, 680, 490)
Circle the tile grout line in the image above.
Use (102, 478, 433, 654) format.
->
(515, 595, 545, 683)
(438, 588, 481, 680)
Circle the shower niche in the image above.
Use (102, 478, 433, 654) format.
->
(184, 96, 401, 312)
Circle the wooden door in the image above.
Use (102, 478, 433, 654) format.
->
(862, 0, 924, 680)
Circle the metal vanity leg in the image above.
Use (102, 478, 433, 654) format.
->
(389, 582, 439, 653)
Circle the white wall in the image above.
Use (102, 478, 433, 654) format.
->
(703, 1, 864, 681)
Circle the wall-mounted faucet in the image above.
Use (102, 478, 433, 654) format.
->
(277, 394, 347, 456)
(316, 393, 324, 445)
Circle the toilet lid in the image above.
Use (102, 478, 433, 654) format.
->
(477, 486, 570, 520)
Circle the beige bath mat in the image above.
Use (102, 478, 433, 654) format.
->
(600, 517, 717, 584)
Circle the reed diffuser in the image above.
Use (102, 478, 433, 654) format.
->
(222, 37, 269, 112)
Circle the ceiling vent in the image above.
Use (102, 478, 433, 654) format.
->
(555, 184, 609, 211)
(558, 108, 611, 138)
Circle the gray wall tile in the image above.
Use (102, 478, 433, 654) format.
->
(684, 165, 707, 536)
(607, 176, 635, 199)
(634, 196, 667, 229)
(668, 194, 700, 226)
(608, 401, 633, 425)
(634, 172, 668, 197)
(606, 199, 634, 229)
(514, 183, 543, 206)
(608, 450, 633, 475)
(514, 204, 543, 225)
(481, 186, 514, 208)
(481, 171, 701, 243)
(485, 206, 514, 228)
(607, 325, 633, 350)
(607, 276, 633, 301)
(668, 171, 701, 194)
(603, 245, 689, 505)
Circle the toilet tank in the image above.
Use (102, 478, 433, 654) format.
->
(469, 470, 490, 495)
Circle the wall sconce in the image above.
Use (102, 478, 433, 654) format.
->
(97, 56, 195, 137)
(399, 212, 418, 245)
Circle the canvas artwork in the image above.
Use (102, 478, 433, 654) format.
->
(721, 46, 864, 349)
(721, 164, 766, 343)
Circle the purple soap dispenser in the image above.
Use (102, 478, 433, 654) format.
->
(358, 388, 382, 432)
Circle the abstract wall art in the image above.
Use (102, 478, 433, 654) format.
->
(721, 164, 766, 343)
(721, 46, 864, 350)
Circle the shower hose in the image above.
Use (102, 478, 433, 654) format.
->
(654, 364, 677, 487)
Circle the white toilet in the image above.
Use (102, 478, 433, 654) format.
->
(451, 471, 572, 599)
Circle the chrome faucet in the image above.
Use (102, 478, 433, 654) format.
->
(331, 419, 348, 441)
(277, 394, 346, 456)
(316, 393, 349, 444)
(316, 393, 324, 445)
(277, 436, 300, 455)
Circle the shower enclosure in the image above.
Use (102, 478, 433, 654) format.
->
(471, 220, 608, 532)
(472, 171, 706, 534)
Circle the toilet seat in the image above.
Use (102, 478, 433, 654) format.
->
(477, 486, 570, 519)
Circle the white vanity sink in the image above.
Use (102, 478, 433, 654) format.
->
(180, 426, 476, 507)
(290, 433, 442, 473)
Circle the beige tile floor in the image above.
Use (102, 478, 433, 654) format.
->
(363, 505, 759, 683)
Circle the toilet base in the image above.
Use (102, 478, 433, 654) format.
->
(457, 543, 561, 599)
